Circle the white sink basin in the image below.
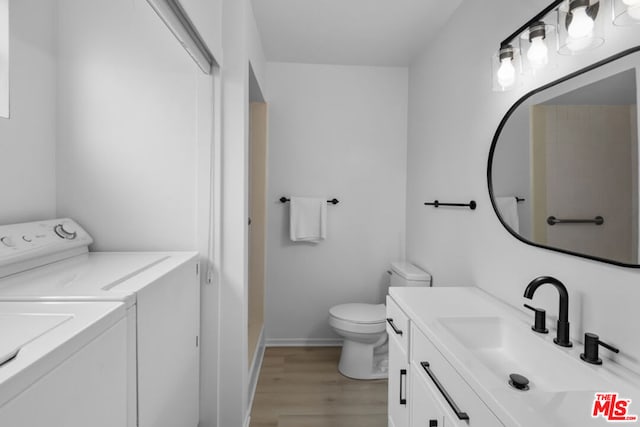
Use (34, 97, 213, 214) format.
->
(438, 316, 610, 392)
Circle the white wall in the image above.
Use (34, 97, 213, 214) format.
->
(55, 0, 204, 252)
(217, 0, 249, 425)
(265, 62, 408, 343)
(216, 0, 267, 426)
(247, 0, 266, 96)
(180, 0, 223, 64)
(407, 0, 640, 373)
(0, 0, 56, 224)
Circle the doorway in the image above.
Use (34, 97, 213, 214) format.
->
(248, 65, 267, 368)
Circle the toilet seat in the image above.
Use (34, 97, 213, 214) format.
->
(329, 303, 385, 324)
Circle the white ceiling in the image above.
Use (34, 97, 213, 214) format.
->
(251, 0, 464, 67)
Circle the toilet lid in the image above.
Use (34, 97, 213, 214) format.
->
(329, 303, 385, 324)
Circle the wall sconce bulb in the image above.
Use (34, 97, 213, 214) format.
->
(568, 5, 595, 38)
(527, 22, 549, 69)
(528, 37, 549, 68)
(497, 57, 516, 88)
(493, 44, 518, 91)
(622, 0, 640, 20)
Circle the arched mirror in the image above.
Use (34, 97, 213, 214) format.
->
(488, 47, 640, 267)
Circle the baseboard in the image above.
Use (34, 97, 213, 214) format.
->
(245, 326, 265, 427)
(265, 338, 343, 347)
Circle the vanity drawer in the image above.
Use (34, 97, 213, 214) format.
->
(410, 324, 504, 426)
(386, 295, 409, 353)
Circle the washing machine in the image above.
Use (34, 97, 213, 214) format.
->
(0, 300, 128, 427)
(0, 218, 200, 427)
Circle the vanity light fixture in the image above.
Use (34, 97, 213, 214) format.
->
(492, 0, 622, 91)
(492, 0, 562, 91)
(613, 0, 640, 24)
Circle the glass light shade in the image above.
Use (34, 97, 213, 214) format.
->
(492, 46, 521, 92)
(613, 0, 640, 25)
(519, 23, 557, 74)
(557, 0, 605, 55)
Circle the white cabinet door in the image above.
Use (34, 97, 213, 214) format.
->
(388, 332, 409, 427)
(411, 325, 504, 427)
(410, 367, 446, 427)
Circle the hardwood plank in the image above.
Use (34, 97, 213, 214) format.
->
(277, 414, 387, 427)
(249, 347, 387, 427)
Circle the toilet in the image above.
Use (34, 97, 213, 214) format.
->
(328, 262, 431, 380)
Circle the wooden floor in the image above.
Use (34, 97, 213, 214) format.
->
(249, 347, 388, 427)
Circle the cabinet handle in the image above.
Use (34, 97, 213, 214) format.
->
(420, 361, 470, 421)
(400, 369, 407, 405)
(386, 318, 403, 335)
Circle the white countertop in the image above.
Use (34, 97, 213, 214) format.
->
(389, 286, 640, 426)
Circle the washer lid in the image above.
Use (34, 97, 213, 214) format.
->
(329, 303, 385, 324)
(0, 301, 126, 408)
(0, 313, 71, 366)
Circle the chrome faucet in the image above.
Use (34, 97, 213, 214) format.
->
(523, 276, 572, 347)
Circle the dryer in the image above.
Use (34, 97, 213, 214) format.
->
(0, 218, 200, 427)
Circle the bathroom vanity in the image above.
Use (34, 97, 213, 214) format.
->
(387, 287, 640, 427)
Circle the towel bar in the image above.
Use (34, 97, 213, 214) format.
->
(424, 200, 477, 210)
(547, 216, 604, 226)
(280, 197, 339, 205)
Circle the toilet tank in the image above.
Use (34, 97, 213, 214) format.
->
(390, 262, 431, 287)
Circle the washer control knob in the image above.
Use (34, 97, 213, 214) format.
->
(54, 224, 77, 240)
(1, 236, 15, 247)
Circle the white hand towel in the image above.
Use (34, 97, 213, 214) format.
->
(496, 196, 520, 233)
(289, 197, 327, 243)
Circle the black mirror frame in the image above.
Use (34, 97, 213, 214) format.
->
(487, 45, 640, 269)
